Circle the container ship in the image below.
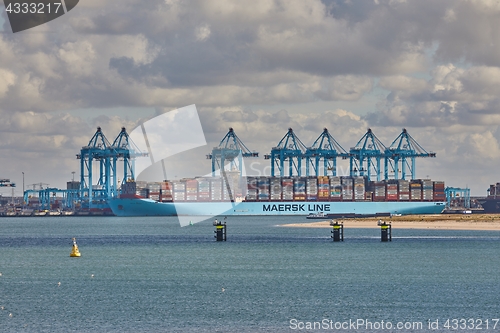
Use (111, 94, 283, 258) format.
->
(477, 182, 500, 213)
(108, 175, 446, 217)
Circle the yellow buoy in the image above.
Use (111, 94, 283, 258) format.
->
(70, 237, 81, 257)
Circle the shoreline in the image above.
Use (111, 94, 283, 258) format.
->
(281, 214, 500, 230)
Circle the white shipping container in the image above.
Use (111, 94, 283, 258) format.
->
(399, 193, 410, 200)
(411, 190, 422, 200)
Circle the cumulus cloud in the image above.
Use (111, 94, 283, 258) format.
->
(0, 69, 16, 98)
(378, 75, 428, 96)
(2, 0, 493, 113)
(314, 76, 373, 101)
(368, 64, 500, 127)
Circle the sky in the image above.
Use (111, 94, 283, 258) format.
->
(1, 0, 500, 196)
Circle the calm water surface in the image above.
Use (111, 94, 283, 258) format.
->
(1, 216, 499, 332)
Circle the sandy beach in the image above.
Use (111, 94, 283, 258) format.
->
(281, 214, 500, 230)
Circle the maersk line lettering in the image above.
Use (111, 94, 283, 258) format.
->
(308, 204, 330, 211)
(262, 204, 330, 212)
(263, 204, 305, 212)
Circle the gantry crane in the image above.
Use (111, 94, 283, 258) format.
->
(206, 128, 258, 176)
(23, 127, 147, 211)
(77, 127, 112, 209)
(77, 127, 148, 209)
(384, 128, 436, 180)
(445, 187, 471, 209)
(265, 128, 307, 177)
(349, 128, 387, 181)
(109, 127, 148, 190)
(304, 128, 349, 177)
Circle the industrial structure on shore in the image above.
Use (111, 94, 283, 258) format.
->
(21, 126, 145, 214)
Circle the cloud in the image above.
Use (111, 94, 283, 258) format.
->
(462, 131, 500, 160)
(222, 110, 258, 123)
(432, 0, 500, 66)
(368, 64, 500, 127)
(314, 76, 373, 101)
(195, 24, 211, 41)
(379, 75, 428, 96)
(58, 41, 97, 77)
(5, 0, 494, 113)
(0, 68, 16, 98)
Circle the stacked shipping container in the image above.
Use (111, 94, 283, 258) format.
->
(341, 177, 353, 201)
(433, 181, 445, 201)
(210, 178, 222, 201)
(293, 178, 306, 200)
(173, 181, 185, 201)
(398, 180, 410, 201)
(354, 177, 365, 201)
(270, 177, 282, 201)
(136, 188, 149, 198)
(197, 179, 210, 201)
(148, 182, 161, 202)
(422, 179, 433, 201)
(386, 181, 398, 201)
(162, 181, 173, 202)
(306, 177, 318, 200)
(135, 180, 148, 198)
(282, 178, 294, 201)
(372, 181, 386, 201)
(329, 176, 342, 201)
(121, 181, 136, 195)
(184, 180, 197, 201)
(257, 177, 270, 201)
(124, 176, 446, 204)
(246, 177, 257, 201)
(410, 181, 422, 201)
(318, 176, 329, 200)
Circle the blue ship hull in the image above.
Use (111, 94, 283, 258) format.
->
(108, 198, 446, 217)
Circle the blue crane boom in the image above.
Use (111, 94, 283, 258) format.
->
(110, 127, 148, 188)
(304, 128, 349, 177)
(206, 128, 258, 176)
(265, 128, 307, 177)
(384, 128, 436, 180)
(349, 128, 386, 181)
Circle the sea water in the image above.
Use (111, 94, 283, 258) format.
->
(1, 216, 499, 332)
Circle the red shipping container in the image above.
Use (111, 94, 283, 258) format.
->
(386, 194, 398, 201)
